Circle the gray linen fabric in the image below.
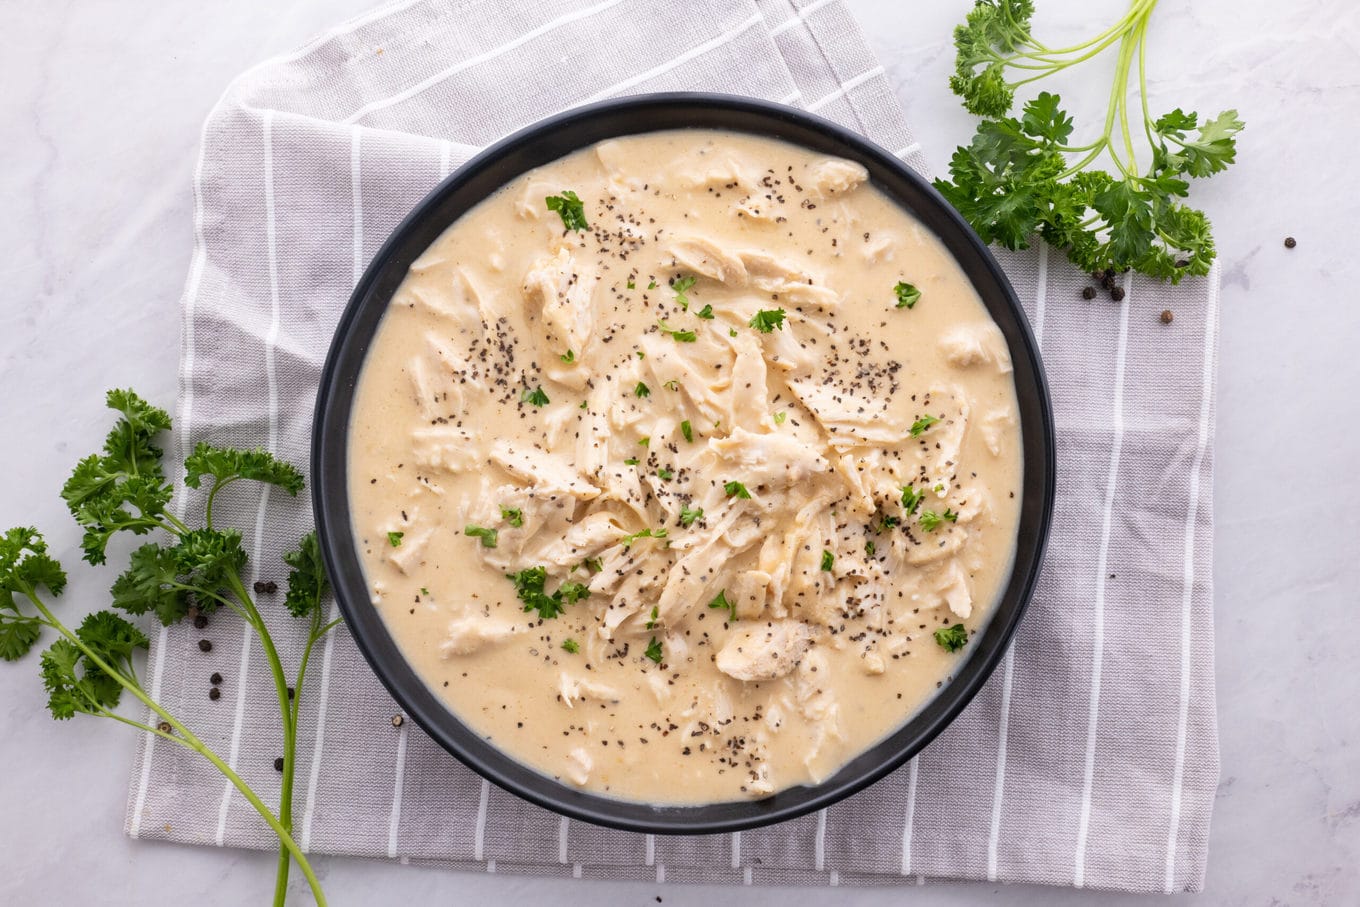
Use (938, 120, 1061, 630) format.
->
(124, 0, 1220, 893)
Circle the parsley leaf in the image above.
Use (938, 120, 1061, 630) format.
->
(657, 320, 697, 342)
(620, 527, 667, 548)
(695, 304, 715, 319)
(894, 281, 922, 309)
(183, 444, 304, 497)
(645, 605, 660, 630)
(560, 349, 575, 363)
(464, 525, 498, 548)
(657, 468, 674, 480)
(634, 382, 651, 398)
(671, 275, 697, 308)
(749, 308, 786, 333)
(773, 411, 787, 425)
(820, 550, 835, 571)
(1, 528, 67, 661)
(545, 190, 588, 231)
(505, 567, 590, 620)
(934, 623, 969, 652)
(910, 414, 940, 437)
(919, 510, 944, 532)
(678, 506, 704, 527)
(500, 506, 524, 527)
(281, 530, 330, 621)
(708, 590, 736, 622)
(387, 531, 404, 547)
(901, 485, 925, 514)
(680, 420, 694, 443)
(522, 386, 550, 407)
(724, 480, 752, 499)
(943, 508, 960, 523)
(561, 638, 580, 654)
(644, 636, 663, 664)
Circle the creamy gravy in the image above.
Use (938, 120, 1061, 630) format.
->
(348, 130, 1022, 803)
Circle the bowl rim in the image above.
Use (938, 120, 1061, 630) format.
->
(312, 91, 1056, 835)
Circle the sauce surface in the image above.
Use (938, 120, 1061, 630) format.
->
(348, 130, 1022, 803)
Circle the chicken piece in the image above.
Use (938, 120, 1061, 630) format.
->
(729, 569, 772, 620)
(530, 511, 628, 567)
(980, 408, 1016, 458)
(559, 673, 622, 708)
(515, 180, 560, 220)
(738, 250, 841, 308)
(785, 378, 907, 448)
(939, 322, 1013, 373)
(902, 526, 966, 565)
(723, 331, 770, 430)
(489, 440, 601, 500)
(438, 615, 520, 657)
(666, 236, 749, 286)
(563, 747, 593, 786)
(806, 158, 868, 197)
(386, 527, 431, 575)
(679, 155, 753, 191)
(595, 140, 646, 191)
(640, 333, 729, 426)
(406, 354, 460, 422)
(523, 247, 597, 354)
(408, 426, 478, 473)
(935, 559, 974, 619)
(709, 427, 829, 490)
(861, 231, 899, 265)
(715, 620, 814, 682)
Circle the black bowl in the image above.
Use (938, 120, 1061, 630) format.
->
(313, 93, 1055, 835)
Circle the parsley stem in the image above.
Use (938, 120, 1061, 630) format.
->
(21, 590, 327, 905)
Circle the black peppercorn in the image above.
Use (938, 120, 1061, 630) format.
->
(287, 687, 295, 699)
(1161, 309, 1174, 324)
(193, 615, 208, 630)
(198, 639, 213, 653)
(1284, 236, 1296, 249)
(209, 688, 221, 701)
(210, 672, 223, 685)
(1110, 287, 1126, 302)
(274, 757, 284, 772)
(1081, 286, 1096, 300)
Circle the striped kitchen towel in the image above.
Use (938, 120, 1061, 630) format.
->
(125, 0, 1220, 893)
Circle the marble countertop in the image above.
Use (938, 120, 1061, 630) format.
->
(2, 0, 1356, 903)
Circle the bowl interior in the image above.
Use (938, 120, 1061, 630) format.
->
(312, 93, 1055, 835)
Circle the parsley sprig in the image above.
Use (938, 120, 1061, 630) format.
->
(545, 190, 589, 231)
(935, 1, 1242, 282)
(5, 390, 335, 905)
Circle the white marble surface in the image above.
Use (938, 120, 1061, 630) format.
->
(2, 0, 1357, 903)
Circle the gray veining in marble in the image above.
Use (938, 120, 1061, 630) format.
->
(1, 1, 1357, 903)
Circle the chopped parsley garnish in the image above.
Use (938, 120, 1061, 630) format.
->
(634, 382, 651, 398)
(559, 349, 575, 363)
(420, 587, 430, 596)
(522, 385, 550, 407)
(637, 350, 646, 359)
(464, 525, 498, 549)
(919, 509, 945, 532)
(901, 485, 925, 515)
(657, 320, 697, 342)
(934, 623, 968, 652)
(695, 304, 715, 319)
(865, 540, 876, 557)
(583, 557, 603, 574)
(749, 308, 787, 333)
(729, 328, 738, 337)
(638, 436, 650, 447)
(820, 550, 834, 571)
(620, 527, 667, 548)
(645, 605, 660, 630)
(773, 411, 787, 425)
(910, 414, 940, 437)
(579, 400, 589, 410)
(387, 531, 404, 547)
(504, 568, 591, 621)
(894, 281, 922, 309)
(657, 468, 674, 480)
(647, 279, 658, 289)
(943, 508, 960, 522)
(561, 638, 580, 654)
(724, 480, 752, 499)
(680, 420, 693, 443)
(544, 190, 588, 231)
(664, 379, 680, 391)
(671, 275, 697, 309)
(875, 513, 901, 534)
(623, 457, 639, 466)
(626, 279, 636, 290)
(678, 505, 704, 527)
(500, 506, 523, 527)
(644, 636, 663, 664)
(708, 590, 736, 621)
